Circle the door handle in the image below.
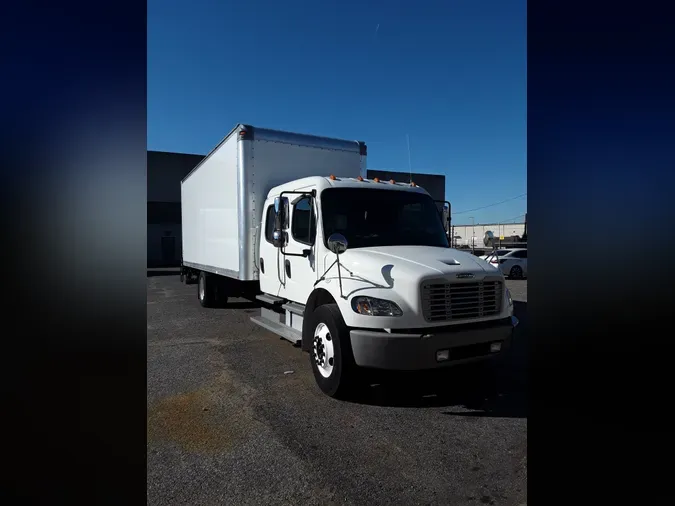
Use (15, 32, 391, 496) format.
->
(285, 259, 291, 278)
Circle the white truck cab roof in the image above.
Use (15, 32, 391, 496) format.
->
(266, 175, 431, 200)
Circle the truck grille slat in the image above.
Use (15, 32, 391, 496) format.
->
(422, 280, 503, 322)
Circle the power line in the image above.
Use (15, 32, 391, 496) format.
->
(454, 214, 526, 226)
(452, 193, 527, 215)
(499, 213, 526, 224)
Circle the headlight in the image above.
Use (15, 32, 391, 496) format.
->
(351, 296, 403, 317)
(506, 288, 513, 307)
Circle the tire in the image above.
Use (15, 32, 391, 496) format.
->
(180, 270, 185, 283)
(509, 265, 523, 279)
(185, 270, 196, 285)
(197, 271, 216, 308)
(307, 304, 356, 399)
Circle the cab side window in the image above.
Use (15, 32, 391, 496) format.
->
(291, 197, 316, 245)
(264, 205, 276, 243)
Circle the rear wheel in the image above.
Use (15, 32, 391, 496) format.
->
(197, 271, 216, 307)
(307, 304, 356, 398)
(509, 265, 523, 279)
(185, 269, 197, 285)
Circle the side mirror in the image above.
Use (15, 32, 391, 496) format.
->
(272, 196, 290, 249)
(442, 206, 450, 234)
(273, 196, 289, 231)
(327, 233, 348, 255)
(434, 200, 451, 234)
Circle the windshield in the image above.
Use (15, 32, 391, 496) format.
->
(321, 188, 449, 249)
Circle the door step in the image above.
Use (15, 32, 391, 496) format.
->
(281, 302, 305, 315)
(250, 315, 302, 345)
(256, 293, 285, 305)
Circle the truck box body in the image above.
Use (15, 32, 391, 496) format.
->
(181, 124, 367, 281)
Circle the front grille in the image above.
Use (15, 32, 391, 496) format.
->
(421, 280, 503, 322)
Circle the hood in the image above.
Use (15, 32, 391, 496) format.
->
(318, 245, 509, 331)
(333, 245, 500, 285)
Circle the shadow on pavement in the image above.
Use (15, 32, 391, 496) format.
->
(210, 294, 262, 310)
(215, 300, 261, 310)
(346, 301, 528, 418)
(147, 269, 180, 277)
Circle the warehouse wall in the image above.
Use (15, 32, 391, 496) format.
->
(148, 151, 205, 267)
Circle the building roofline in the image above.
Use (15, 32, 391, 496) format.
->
(453, 222, 526, 227)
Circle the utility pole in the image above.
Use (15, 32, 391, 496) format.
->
(470, 216, 475, 254)
(406, 133, 412, 183)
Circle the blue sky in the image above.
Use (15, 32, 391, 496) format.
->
(148, 0, 526, 225)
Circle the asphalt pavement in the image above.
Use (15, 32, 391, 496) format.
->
(147, 271, 527, 506)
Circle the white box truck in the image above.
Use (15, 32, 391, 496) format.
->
(180, 124, 518, 398)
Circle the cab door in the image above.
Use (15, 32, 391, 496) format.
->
(278, 194, 318, 305)
(258, 202, 283, 296)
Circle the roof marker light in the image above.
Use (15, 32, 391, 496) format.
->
(373, 177, 380, 183)
(390, 179, 396, 184)
(329, 174, 336, 180)
(357, 176, 364, 181)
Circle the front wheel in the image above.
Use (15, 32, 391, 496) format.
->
(509, 265, 523, 279)
(307, 304, 356, 399)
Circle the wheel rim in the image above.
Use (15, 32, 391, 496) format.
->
(313, 323, 335, 378)
(512, 266, 522, 278)
(199, 276, 205, 300)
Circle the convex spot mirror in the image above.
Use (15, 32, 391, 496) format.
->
(327, 233, 348, 255)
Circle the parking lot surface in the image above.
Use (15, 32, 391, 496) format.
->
(147, 271, 527, 506)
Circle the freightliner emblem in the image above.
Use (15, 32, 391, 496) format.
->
(456, 273, 475, 279)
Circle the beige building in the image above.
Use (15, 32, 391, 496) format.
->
(451, 222, 526, 248)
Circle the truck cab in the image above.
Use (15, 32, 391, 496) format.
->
(253, 175, 518, 398)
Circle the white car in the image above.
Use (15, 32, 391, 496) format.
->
(479, 249, 512, 261)
(482, 248, 527, 279)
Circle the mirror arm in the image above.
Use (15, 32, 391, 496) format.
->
(335, 253, 345, 299)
